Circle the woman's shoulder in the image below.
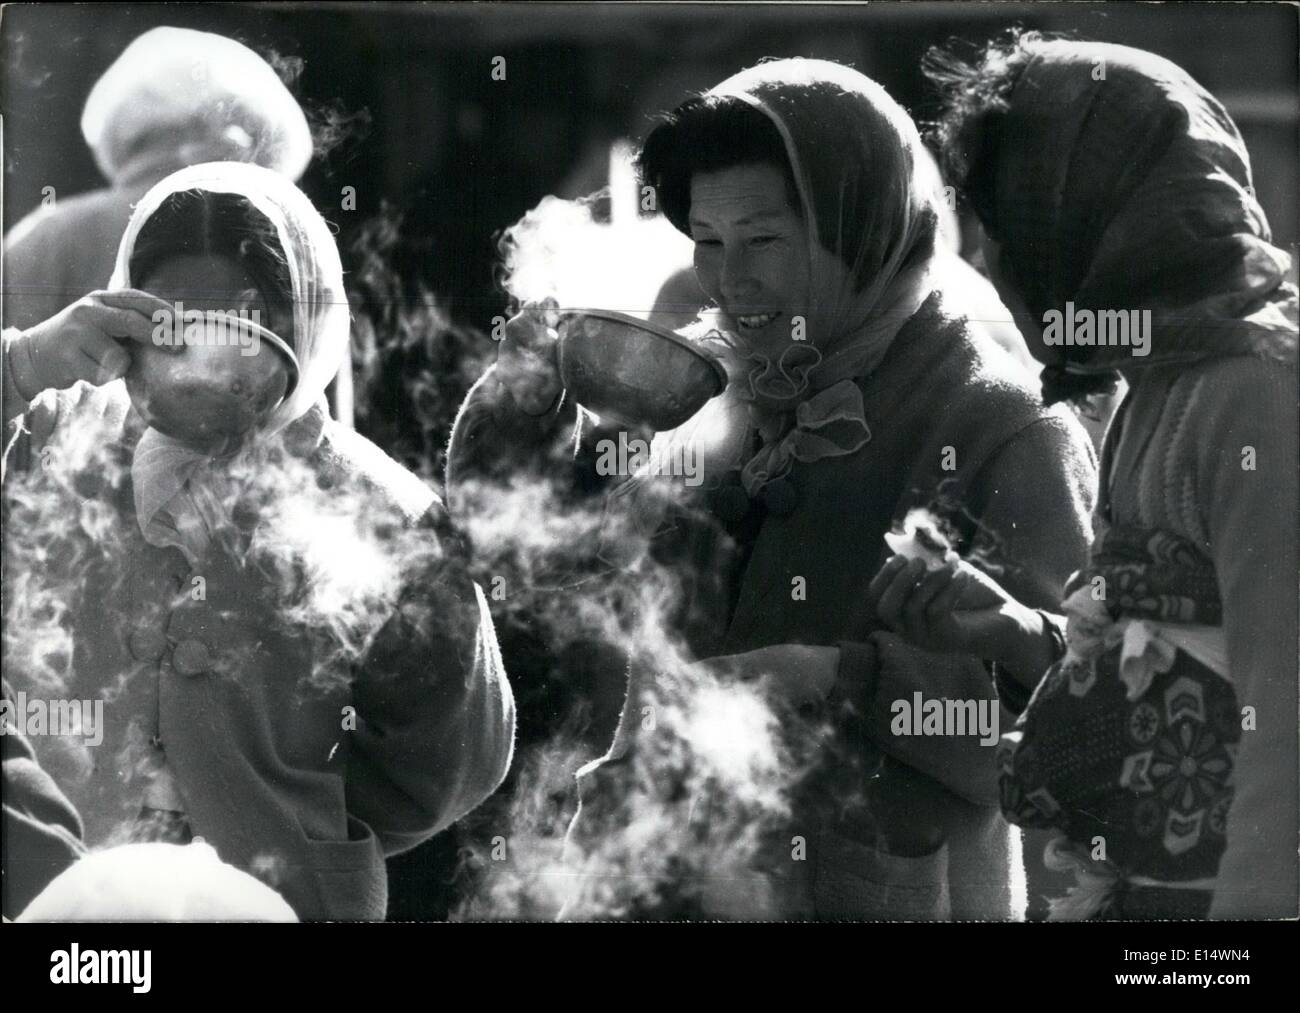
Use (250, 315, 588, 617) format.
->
(314, 420, 440, 525)
(1168, 351, 1296, 395)
(1121, 354, 1296, 538)
(901, 290, 1042, 400)
(5, 187, 131, 254)
(1137, 353, 1296, 443)
(892, 290, 1070, 440)
(855, 296, 1094, 496)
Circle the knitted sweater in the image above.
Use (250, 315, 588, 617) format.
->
(1105, 356, 1298, 919)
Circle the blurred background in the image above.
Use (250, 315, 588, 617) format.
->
(5, 2, 1296, 324)
(4, 0, 1296, 920)
(7, 1, 1295, 471)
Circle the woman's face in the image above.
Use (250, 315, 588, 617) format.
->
(125, 253, 292, 453)
(688, 162, 821, 360)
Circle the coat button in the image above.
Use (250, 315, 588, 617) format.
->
(172, 638, 213, 676)
(128, 628, 168, 663)
(72, 470, 105, 500)
(712, 484, 752, 524)
(166, 600, 205, 637)
(232, 502, 260, 533)
(761, 478, 799, 516)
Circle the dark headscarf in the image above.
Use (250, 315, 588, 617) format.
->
(989, 40, 1296, 391)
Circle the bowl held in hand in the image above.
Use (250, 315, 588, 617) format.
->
(125, 314, 296, 453)
(557, 309, 727, 432)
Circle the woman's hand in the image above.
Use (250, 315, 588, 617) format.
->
(865, 554, 1045, 671)
(697, 644, 841, 707)
(8, 290, 177, 400)
(495, 300, 564, 416)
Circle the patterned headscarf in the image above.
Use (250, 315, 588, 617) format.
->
(987, 40, 1296, 387)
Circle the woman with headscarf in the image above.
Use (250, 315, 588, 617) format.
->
(3, 26, 354, 424)
(1, 162, 515, 920)
(448, 58, 1097, 919)
(873, 36, 1298, 919)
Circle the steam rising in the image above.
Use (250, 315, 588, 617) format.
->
(5, 181, 824, 919)
(348, 205, 493, 481)
(3, 390, 449, 848)
(443, 179, 830, 919)
(496, 191, 693, 320)
(449, 474, 827, 919)
(307, 101, 374, 161)
(444, 421, 826, 919)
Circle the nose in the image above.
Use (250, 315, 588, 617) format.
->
(718, 245, 759, 305)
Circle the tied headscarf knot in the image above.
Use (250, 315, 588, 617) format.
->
(132, 404, 328, 563)
(740, 341, 822, 407)
(132, 429, 236, 563)
(739, 380, 870, 496)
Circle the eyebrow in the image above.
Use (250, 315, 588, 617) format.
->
(688, 211, 788, 230)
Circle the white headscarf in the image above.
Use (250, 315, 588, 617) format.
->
(110, 162, 350, 561)
(81, 27, 312, 186)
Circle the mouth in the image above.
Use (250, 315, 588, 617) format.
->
(730, 311, 782, 331)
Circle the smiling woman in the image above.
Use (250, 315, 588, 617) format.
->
(688, 163, 813, 350)
(638, 102, 809, 358)
(638, 67, 938, 410)
(448, 57, 1099, 921)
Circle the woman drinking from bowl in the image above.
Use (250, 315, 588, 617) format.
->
(867, 36, 1298, 919)
(449, 58, 1096, 919)
(1, 162, 515, 920)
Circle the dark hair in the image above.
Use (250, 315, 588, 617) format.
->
(130, 189, 295, 345)
(922, 30, 1045, 240)
(636, 94, 802, 236)
(924, 30, 1118, 406)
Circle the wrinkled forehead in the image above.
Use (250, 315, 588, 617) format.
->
(688, 165, 802, 227)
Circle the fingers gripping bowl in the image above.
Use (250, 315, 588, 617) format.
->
(557, 309, 728, 431)
(125, 314, 300, 453)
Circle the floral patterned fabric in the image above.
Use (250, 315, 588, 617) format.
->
(998, 524, 1238, 919)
